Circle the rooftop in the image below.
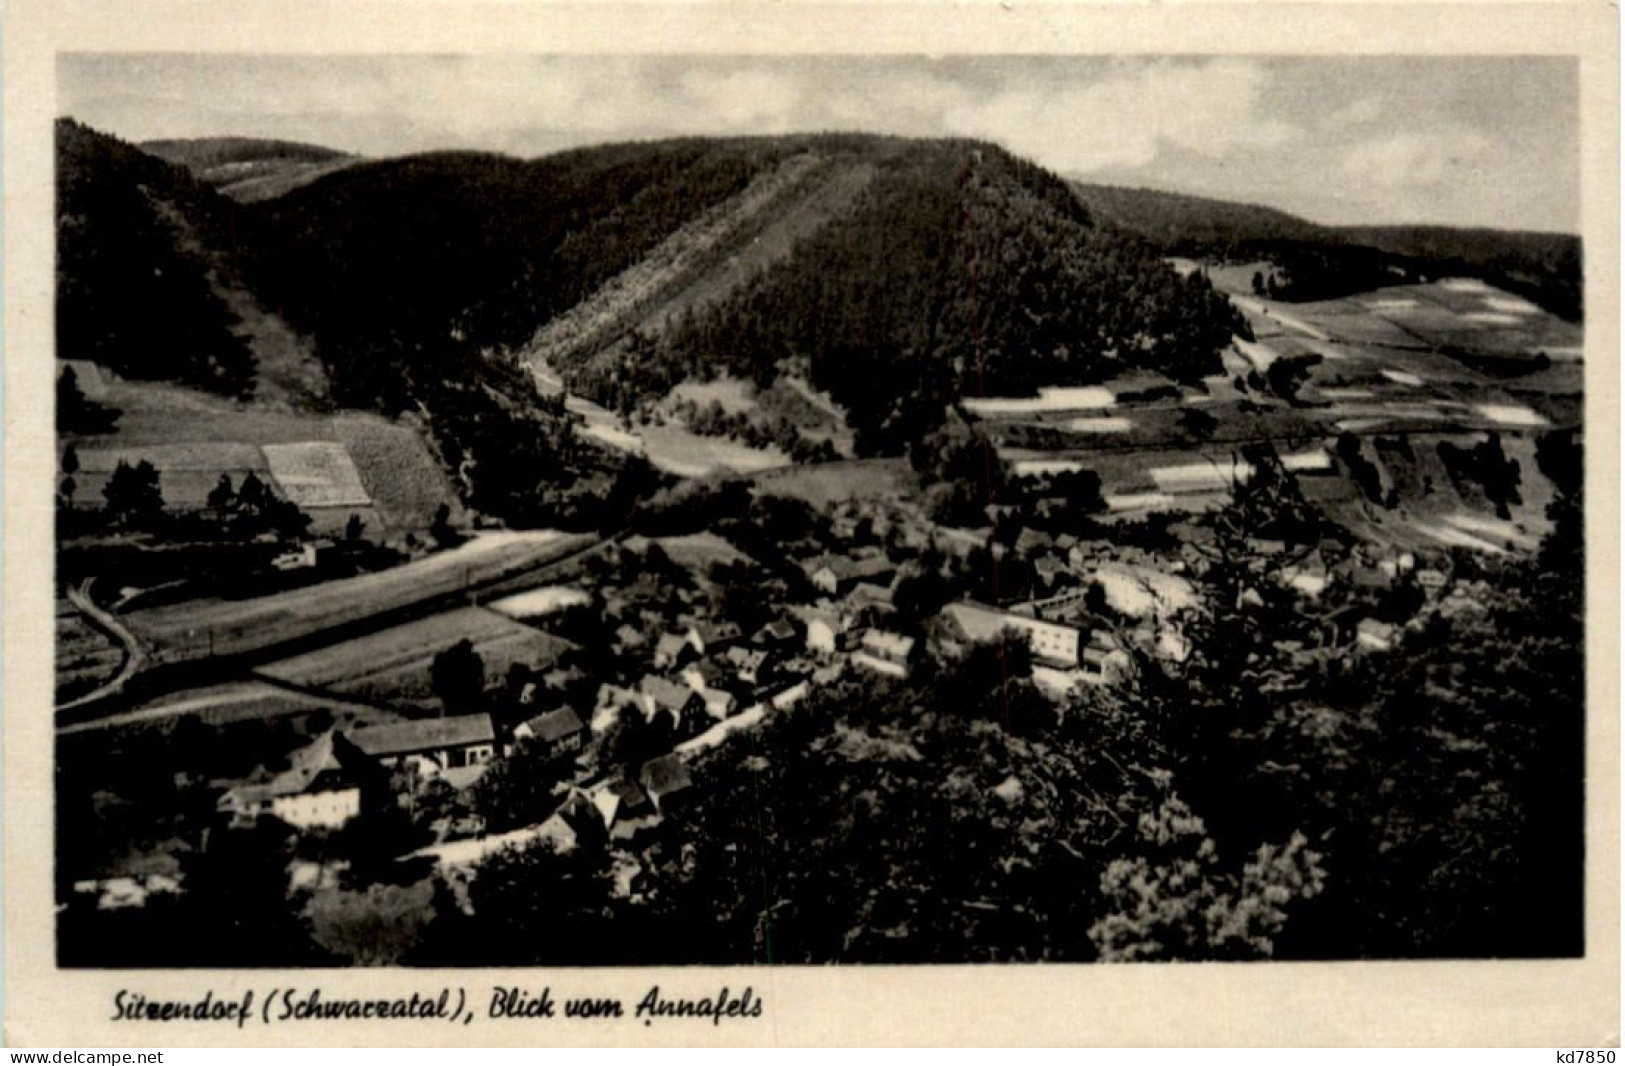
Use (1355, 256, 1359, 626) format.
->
(347, 715, 494, 758)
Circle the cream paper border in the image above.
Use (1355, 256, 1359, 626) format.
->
(5, 1, 1619, 1047)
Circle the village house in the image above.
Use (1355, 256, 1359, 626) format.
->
(639, 754, 694, 814)
(800, 607, 851, 656)
(653, 632, 692, 669)
(725, 645, 774, 687)
(700, 688, 737, 720)
(637, 675, 704, 733)
(942, 600, 1083, 669)
(850, 628, 916, 680)
(803, 552, 897, 597)
(217, 731, 364, 830)
(1356, 618, 1398, 652)
(1080, 630, 1133, 685)
(591, 779, 660, 842)
(514, 706, 586, 761)
(347, 714, 497, 773)
(686, 620, 744, 656)
(753, 618, 798, 648)
(680, 658, 731, 694)
(847, 581, 897, 619)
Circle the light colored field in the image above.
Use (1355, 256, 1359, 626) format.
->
(61, 374, 461, 531)
(1473, 403, 1548, 427)
(1013, 459, 1092, 478)
(626, 531, 750, 570)
(1463, 312, 1523, 327)
(639, 422, 787, 477)
(1380, 369, 1425, 387)
(670, 377, 758, 415)
(1150, 458, 1252, 493)
(487, 585, 591, 619)
(1062, 417, 1133, 434)
(964, 387, 1116, 416)
(1484, 295, 1539, 314)
(263, 442, 372, 508)
(1104, 491, 1178, 513)
(750, 458, 911, 506)
(258, 606, 572, 708)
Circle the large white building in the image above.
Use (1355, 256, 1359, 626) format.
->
(943, 601, 1083, 668)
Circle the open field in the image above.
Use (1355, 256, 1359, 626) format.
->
(257, 606, 573, 710)
(749, 458, 915, 506)
(262, 442, 372, 508)
(60, 369, 463, 532)
(121, 530, 593, 668)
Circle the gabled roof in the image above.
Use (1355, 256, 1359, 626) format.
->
(524, 706, 584, 743)
(726, 646, 770, 670)
(861, 629, 915, 660)
(639, 754, 693, 800)
(755, 619, 797, 642)
(655, 632, 689, 656)
(225, 731, 352, 805)
(689, 620, 743, 644)
(639, 675, 694, 713)
(348, 714, 494, 758)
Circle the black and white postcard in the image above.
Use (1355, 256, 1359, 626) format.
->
(5, 0, 1618, 1047)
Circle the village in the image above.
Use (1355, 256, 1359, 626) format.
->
(64, 466, 1487, 922)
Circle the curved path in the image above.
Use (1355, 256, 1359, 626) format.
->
(59, 578, 147, 713)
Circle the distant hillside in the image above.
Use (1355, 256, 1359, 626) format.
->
(631, 141, 1245, 453)
(143, 136, 360, 203)
(57, 123, 1250, 519)
(56, 119, 256, 397)
(1071, 181, 1582, 321)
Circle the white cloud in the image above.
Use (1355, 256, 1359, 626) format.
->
(944, 59, 1299, 173)
(1338, 129, 1492, 189)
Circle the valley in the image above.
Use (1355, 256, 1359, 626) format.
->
(51, 118, 1585, 968)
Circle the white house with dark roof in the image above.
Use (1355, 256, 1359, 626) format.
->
(850, 628, 916, 680)
(942, 600, 1084, 669)
(217, 731, 362, 830)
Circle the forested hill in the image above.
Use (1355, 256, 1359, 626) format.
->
(58, 122, 1249, 511)
(1071, 180, 1582, 321)
(631, 141, 1246, 453)
(232, 134, 1244, 453)
(56, 118, 257, 397)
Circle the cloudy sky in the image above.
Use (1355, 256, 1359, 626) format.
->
(60, 54, 1579, 232)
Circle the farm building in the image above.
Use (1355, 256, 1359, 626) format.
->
(346, 714, 497, 772)
(514, 707, 586, 761)
(217, 731, 363, 830)
(803, 553, 897, 597)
